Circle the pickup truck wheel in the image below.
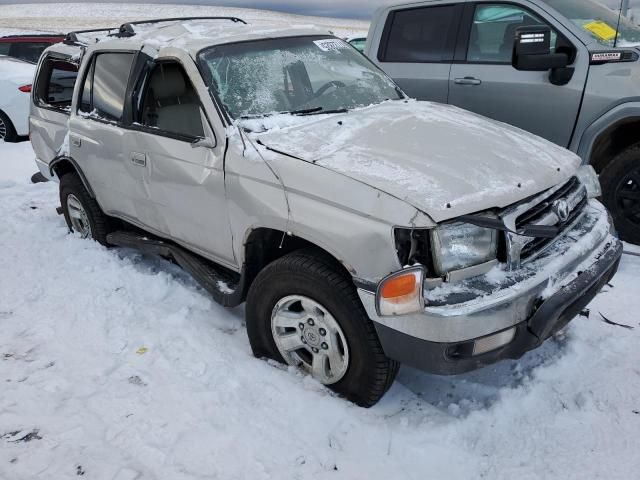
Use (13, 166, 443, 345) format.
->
(600, 146, 640, 244)
(60, 173, 112, 246)
(246, 250, 400, 407)
(0, 110, 17, 142)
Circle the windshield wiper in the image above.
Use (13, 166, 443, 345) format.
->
(290, 107, 348, 116)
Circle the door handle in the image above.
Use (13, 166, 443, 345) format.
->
(454, 77, 482, 86)
(70, 136, 81, 148)
(131, 152, 147, 167)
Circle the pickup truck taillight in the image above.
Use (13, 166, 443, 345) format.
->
(18, 85, 32, 93)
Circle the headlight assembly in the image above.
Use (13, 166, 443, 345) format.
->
(576, 165, 602, 198)
(430, 222, 498, 276)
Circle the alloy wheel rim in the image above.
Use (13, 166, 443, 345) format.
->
(616, 168, 640, 226)
(66, 194, 92, 238)
(271, 295, 350, 385)
(0, 117, 6, 140)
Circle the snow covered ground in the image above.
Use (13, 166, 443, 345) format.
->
(0, 3, 369, 38)
(1, 140, 639, 479)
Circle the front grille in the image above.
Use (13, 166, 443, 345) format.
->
(516, 177, 579, 229)
(510, 177, 588, 263)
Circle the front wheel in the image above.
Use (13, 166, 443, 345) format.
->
(246, 250, 399, 407)
(600, 145, 640, 244)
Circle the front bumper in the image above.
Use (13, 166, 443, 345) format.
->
(358, 200, 623, 374)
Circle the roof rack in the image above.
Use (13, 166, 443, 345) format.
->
(117, 16, 248, 38)
(1, 33, 65, 38)
(63, 27, 119, 46)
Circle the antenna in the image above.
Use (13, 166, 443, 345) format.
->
(614, 0, 625, 48)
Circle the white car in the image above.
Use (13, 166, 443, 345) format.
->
(0, 55, 36, 141)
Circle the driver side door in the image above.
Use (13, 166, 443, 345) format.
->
(448, 2, 589, 148)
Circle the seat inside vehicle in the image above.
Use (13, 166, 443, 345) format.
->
(141, 62, 204, 139)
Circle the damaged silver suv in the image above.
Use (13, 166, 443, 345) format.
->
(30, 18, 622, 407)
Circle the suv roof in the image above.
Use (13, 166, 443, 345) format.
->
(61, 17, 328, 57)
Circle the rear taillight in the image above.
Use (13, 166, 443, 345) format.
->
(18, 85, 32, 93)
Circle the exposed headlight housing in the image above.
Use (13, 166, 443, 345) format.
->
(430, 222, 498, 276)
(577, 165, 602, 198)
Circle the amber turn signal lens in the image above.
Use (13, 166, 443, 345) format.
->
(381, 273, 417, 299)
(376, 268, 425, 316)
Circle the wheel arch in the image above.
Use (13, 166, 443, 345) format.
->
(241, 227, 357, 296)
(588, 116, 640, 173)
(49, 156, 96, 198)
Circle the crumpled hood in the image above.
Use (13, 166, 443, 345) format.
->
(252, 101, 581, 223)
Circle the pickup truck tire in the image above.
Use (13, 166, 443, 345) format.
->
(60, 173, 112, 246)
(246, 250, 400, 407)
(600, 145, 640, 244)
(0, 110, 17, 143)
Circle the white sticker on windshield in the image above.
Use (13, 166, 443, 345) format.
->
(313, 39, 349, 52)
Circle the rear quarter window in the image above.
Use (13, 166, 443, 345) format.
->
(35, 56, 79, 114)
(379, 5, 458, 63)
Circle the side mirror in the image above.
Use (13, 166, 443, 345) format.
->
(512, 26, 569, 71)
(191, 137, 215, 149)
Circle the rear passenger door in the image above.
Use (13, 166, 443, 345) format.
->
(128, 58, 235, 266)
(373, 2, 464, 103)
(69, 51, 146, 222)
(448, 2, 589, 147)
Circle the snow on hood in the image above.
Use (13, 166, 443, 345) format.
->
(252, 100, 581, 223)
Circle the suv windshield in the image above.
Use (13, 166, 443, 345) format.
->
(545, 0, 640, 47)
(198, 35, 402, 119)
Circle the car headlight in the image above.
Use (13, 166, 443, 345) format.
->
(430, 222, 498, 275)
(577, 165, 602, 198)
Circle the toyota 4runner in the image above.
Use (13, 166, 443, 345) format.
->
(30, 17, 622, 407)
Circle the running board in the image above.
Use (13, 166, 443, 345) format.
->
(106, 231, 246, 308)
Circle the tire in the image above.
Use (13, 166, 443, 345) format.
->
(246, 249, 400, 407)
(600, 145, 640, 244)
(0, 110, 18, 143)
(59, 173, 113, 246)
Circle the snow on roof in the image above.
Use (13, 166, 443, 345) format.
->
(76, 19, 329, 57)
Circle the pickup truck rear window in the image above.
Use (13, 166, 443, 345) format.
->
(379, 5, 457, 63)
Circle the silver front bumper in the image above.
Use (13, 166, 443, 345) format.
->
(358, 200, 618, 343)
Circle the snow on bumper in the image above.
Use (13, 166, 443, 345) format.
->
(358, 200, 622, 370)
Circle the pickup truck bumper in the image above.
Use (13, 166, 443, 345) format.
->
(357, 201, 623, 375)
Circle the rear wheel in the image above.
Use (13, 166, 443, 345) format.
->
(0, 110, 17, 142)
(246, 250, 399, 407)
(600, 145, 640, 244)
(60, 173, 113, 246)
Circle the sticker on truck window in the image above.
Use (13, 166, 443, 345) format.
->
(583, 21, 618, 41)
(313, 39, 349, 52)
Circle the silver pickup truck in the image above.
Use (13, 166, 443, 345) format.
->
(367, 0, 640, 245)
(30, 18, 622, 407)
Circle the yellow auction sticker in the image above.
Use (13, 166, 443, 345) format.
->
(583, 21, 618, 41)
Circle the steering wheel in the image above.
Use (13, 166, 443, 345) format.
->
(314, 80, 347, 98)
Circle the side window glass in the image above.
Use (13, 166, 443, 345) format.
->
(35, 57, 79, 113)
(381, 6, 456, 62)
(138, 62, 204, 139)
(0, 43, 11, 56)
(92, 53, 134, 121)
(10, 42, 51, 63)
(467, 4, 557, 63)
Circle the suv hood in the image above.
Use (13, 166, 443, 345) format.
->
(252, 101, 580, 223)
